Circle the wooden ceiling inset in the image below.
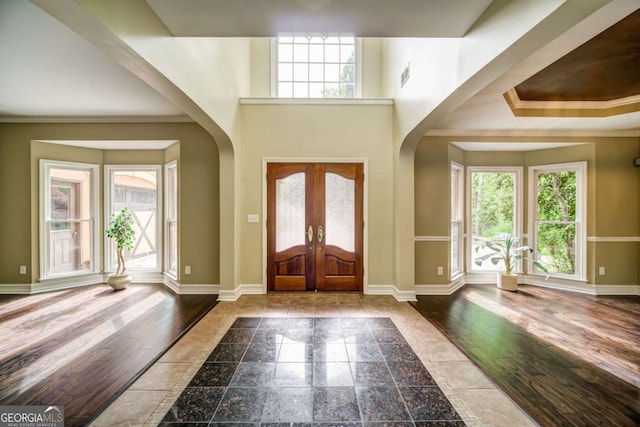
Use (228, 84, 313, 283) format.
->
(505, 9, 640, 117)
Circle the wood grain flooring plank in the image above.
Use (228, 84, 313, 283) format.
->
(411, 284, 640, 427)
(0, 283, 217, 427)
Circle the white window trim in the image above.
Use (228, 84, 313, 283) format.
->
(528, 161, 587, 281)
(466, 166, 523, 274)
(451, 161, 464, 279)
(104, 165, 163, 273)
(270, 37, 362, 98)
(164, 161, 178, 279)
(39, 159, 99, 280)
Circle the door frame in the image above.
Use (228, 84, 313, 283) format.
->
(262, 158, 369, 294)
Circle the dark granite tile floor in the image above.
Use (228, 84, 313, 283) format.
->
(160, 317, 465, 427)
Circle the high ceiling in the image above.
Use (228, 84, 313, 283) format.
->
(0, 0, 638, 135)
(145, 0, 492, 37)
(501, 8, 640, 120)
(515, 9, 640, 102)
(0, 0, 185, 119)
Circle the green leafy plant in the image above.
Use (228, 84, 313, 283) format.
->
(474, 233, 548, 276)
(105, 207, 135, 275)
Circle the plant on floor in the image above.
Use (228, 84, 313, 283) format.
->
(105, 206, 135, 276)
(474, 233, 548, 277)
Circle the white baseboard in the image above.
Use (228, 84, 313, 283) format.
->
(469, 274, 640, 296)
(366, 284, 395, 295)
(515, 280, 638, 296)
(33, 273, 106, 294)
(415, 273, 639, 297)
(217, 284, 265, 301)
(128, 271, 165, 284)
(217, 287, 243, 301)
(0, 284, 32, 294)
(162, 276, 219, 294)
(0, 272, 215, 295)
(177, 284, 220, 294)
(367, 284, 417, 302)
(523, 275, 597, 295)
(163, 276, 180, 293)
(464, 272, 499, 285)
(415, 276, 465, 295)
(594, 284, 640, 296)
(238, 284, 266, 294)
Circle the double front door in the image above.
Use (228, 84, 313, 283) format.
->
(267, 163, 363, 292)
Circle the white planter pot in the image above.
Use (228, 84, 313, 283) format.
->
(497, 273, 518, 291)
(108, 273, 132, 291)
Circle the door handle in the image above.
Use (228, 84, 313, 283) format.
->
(317, 225, 323, 243)
(307, 225, 314, 243)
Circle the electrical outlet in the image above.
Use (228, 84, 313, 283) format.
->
(598, 266, 605, 276)
(185, 266, 191, 275)
(437, 266, 444, 276)
(19, 265, 26, 275)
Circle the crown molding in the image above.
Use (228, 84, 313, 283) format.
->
(504, 88, 640, 118)
(0, 115, 194, 123)
(240, 98, 393, 106)
(424, 129, 640, 138)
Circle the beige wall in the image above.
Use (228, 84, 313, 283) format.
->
(591, 138, 638, 285)
(240, 103, 395, 287)
(0, 122, 219, 287)
(415, 135, 639, 288)
(0, 126, 35, 284)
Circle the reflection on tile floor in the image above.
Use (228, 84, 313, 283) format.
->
(91, 293, 536, 427)
(160, 317, 465, 426)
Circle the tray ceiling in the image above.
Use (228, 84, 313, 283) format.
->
(505, 9, 640, 118)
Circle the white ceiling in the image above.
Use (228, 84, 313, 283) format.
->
(146, 0, 493, 37)
(451, 142, 588, 152)
(435, 2, 640, 133)
(0, 0, 184, 119)
(0, 0, 638, 136)
(37, 140, 179, 150)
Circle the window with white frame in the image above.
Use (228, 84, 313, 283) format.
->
(165, 161, 178, 278)
(468, 167, 523, 272)
(450, 162, 464, 278)
(275, 36, 358, 98)
(529, 162, 586, 280)
(105, 166, 162, 272)
(40, 160, 99, 279)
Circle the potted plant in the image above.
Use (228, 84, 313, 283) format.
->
(105, 206, 135, 290)
(474, 233, 548, 291)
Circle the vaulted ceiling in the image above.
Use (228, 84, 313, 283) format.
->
(0, 0, 638, 135)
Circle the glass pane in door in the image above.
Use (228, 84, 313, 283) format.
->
(470, 171, 516, 271)
(276, 172, 306, 251)
(325, 172, 354, 252)
(110, 170, 158, 270)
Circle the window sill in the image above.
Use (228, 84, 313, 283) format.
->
(239, 98, 393, 106)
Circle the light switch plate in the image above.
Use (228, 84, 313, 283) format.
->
(247, 214, 260, 223)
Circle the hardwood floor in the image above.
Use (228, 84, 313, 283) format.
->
(0, 284, 217, 427)
(411, 284, 640, 427)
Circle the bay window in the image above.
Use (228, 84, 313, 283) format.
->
(40, 160, 99, 279)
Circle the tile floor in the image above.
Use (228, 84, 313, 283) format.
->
(91, 293, 536, 427)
